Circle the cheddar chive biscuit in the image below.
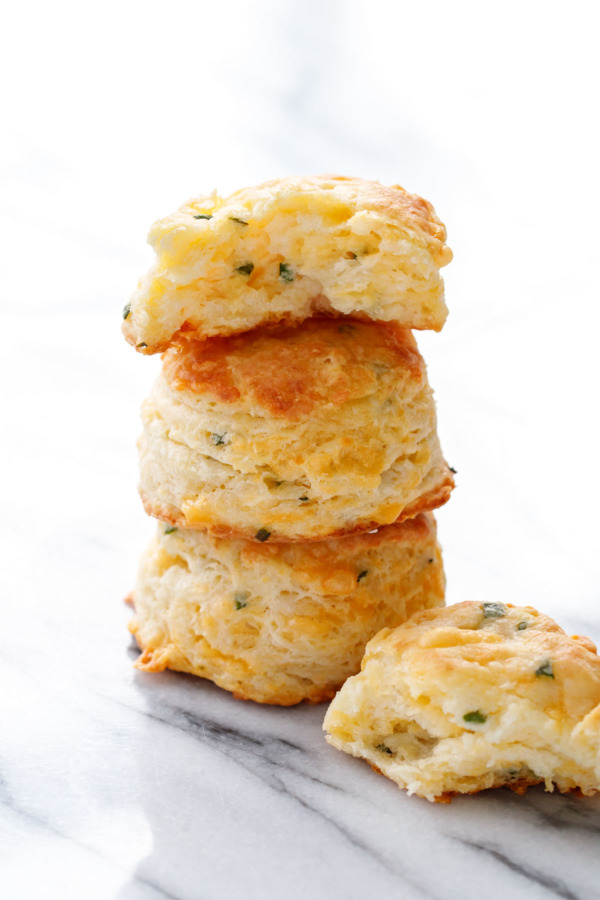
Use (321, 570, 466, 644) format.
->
(123, 174, 452, 352)
(129, 515, 445, 706)
(324, 602, 600, 801)
(138, 318, 454, 541)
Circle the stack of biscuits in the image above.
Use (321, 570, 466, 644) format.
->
(123, 175, 455, 705)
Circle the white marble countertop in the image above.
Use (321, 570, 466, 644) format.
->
(2, 2, 600, 897)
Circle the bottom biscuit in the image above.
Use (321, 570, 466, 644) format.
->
(128, 514, 445, 705)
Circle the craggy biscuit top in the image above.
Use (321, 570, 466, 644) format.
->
(164, 175, 451, 263)
(123, 174, 452, 352)
(373, 602, 600, 723)
(163, 318, 423, 422)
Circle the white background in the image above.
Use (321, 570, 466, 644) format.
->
(2, 2, 600, 897)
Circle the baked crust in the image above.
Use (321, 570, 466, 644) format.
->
(163, 320, 424, 422)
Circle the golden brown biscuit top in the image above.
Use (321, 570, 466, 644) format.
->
(154, 174, 452, 266)
(374, 601, 600, 723)
(224, 174, 451, 256)
(163, 318, 423, 421)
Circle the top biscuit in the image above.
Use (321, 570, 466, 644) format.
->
(123, 175, 452, 353)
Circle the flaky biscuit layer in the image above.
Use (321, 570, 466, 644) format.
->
(324, 602, 600, 801)
(129, 515, 445, 705)
(123, 174, 451, 352)
(138, 319, 454, 541)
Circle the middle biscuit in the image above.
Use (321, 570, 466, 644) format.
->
(139, 317, 454, 541)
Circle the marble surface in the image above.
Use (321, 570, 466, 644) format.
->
(2, 2, 600, 897)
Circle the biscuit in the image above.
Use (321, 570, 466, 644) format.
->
(122, 174, 452, 352)
(323, 602, 600, 801)
(129, 515, 445, 706)
(138, 318, 454, 541)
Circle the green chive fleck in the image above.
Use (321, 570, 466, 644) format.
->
(235, 262, 254, 275)
(375, 743, 393, 755)
(357, 570, 368, 583)
(123, 303, 131, 320)
(234, 591, 249, 610)
(517, 621, 528, 631)
(136, 342, 147, 349)
(211, 433, 227, 446)
(163, 525, 177, 535)
(279, 262, 295, 282)
(463, 710, 487, 724)
(450, 466, 457, 474)
(299, 496, 309, 502)
(229, 216, 248, 225)
(255, 528, 271, 542)
(482, 602, 507, 619)
(535, 660, 555, 679)
(427, 558, 434, 564)
(193, 213, 212, 220)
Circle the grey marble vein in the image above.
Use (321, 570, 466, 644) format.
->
(455, 839, 583, 900)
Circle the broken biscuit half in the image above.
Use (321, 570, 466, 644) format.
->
(123, 174, 452, 352)
(323, 601, 600, 801)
